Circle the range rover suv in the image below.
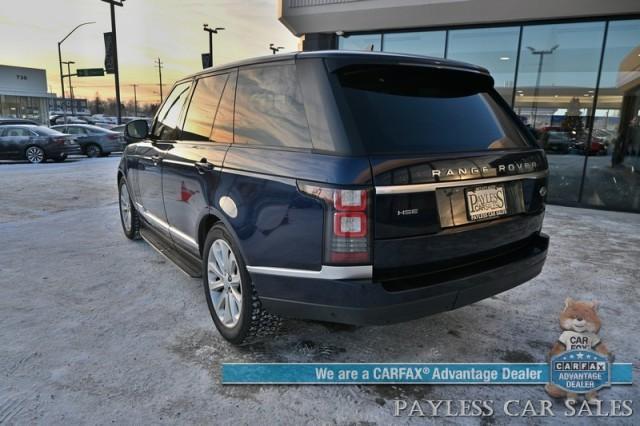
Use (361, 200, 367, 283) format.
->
(118, 51, 549, 344)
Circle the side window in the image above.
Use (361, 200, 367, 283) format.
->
(181, 73, 228, 141)
(211, 70, 237, 144)
(6, 128, 30, 137)
(66, 127, 85, 135)
(152, 81, 192, 140)
(234, 65, 311, 149)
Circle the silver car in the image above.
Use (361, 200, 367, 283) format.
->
(51, 124, 124, 157)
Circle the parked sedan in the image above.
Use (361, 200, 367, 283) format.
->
(0, 118, 39, 126)
(51, 124, 124, 157)
(540, 130, 571, 154)
(0, 125, 80, 163)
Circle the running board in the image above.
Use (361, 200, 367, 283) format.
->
(140, 226, 202, 278)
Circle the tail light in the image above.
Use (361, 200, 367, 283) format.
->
(108, 134, 119, 140)
(52, 137, 66, 145)
(298, 183, 372, 265)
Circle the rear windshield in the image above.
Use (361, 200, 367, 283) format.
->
(335, 65, 533, 155)
(32, 127, 63, 136)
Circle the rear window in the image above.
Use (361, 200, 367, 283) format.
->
(33, 127, 63, 136)
(335, 65, 532, 154)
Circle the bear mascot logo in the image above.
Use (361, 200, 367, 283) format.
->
(545, 298, 613, 404)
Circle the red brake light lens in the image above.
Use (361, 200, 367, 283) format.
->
(298, 182, 372, 266)
(334, 189, 367, 211)
(333, 212, 367, 238)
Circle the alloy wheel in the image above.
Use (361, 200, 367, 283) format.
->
(86, 145, 100, 157)
(26, 146, 44, 163)
(207, 239, 242, 328)
(119, 183, 132, 233)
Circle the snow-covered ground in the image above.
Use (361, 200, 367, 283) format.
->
(1, 157, 638, 425)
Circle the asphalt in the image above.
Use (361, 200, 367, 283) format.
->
(0, 156, 638, 425)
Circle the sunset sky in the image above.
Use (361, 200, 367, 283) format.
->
(0, 0, 298, 104)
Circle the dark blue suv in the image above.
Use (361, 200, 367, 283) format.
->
(118, 51, 549, 344)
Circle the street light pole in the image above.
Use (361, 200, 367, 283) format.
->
(101, 0, 125, 124)
(62, 61, 76, 115)
(527, 44, 559, 127)
(57, 21, 95, 120)
(203, 24, 224, 67)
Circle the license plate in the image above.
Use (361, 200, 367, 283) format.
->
(465, 184, 507, 221)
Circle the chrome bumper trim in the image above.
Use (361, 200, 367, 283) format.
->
(246, 265, 372, 280)
(375, 170, 548, 195)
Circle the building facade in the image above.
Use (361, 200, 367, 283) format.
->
(0, 65, 51, 124)
(279, 0, 640, 212)
(48, 98, 91, 116)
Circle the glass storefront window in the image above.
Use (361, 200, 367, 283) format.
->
(382, 31, 446, 57)
(447, 27, 520, 103)
(338, 34, 381, 51)
(513, 22, 606, 203)
(336, 19, 640, 212)
(582, 20, 640, 211)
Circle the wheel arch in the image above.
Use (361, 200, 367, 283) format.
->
(197, 209, 247, 261)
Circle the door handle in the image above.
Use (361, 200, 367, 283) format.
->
(194, 159, 215, 174)
(151, 155, 162, 165)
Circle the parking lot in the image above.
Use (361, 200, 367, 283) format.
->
(1, 156, 638, 424)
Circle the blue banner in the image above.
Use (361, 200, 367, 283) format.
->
(222, 363, 633, 385)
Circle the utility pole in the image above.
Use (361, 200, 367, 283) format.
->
(62, 61, 75, 115)
(154, 58, 163, 102)
(203, 24, 224, 67)
(269, 43, 284, 55)
(101, 0, 125, 124)
(527, 44, 559, 128)
(57, 21, 95, 120)
(132, 84, 138, 117)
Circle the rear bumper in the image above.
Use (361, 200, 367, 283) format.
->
(251, 232, 549, 325)
(46, 144, 82, 157)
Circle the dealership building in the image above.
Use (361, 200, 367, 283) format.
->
(0, 65, 52, 125)
(279, 0, 640, 212)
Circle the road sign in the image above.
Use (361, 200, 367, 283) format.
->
(104, 32, 115, 74)
(202, 53, 212, 69)
(77, 68, 105, 77)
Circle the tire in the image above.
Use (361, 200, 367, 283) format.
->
(25, 146, 45, 164)
(86, 144, 102, 158)
(118, 177, 141, 240)
(100, 152, 110, 157)
(202, 224, 281, 344)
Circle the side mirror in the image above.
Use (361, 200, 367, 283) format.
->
(125, 119, 149, 141)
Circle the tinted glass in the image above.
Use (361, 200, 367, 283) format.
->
(513, 22, 605, 203)
(582, 19, 640, 211)
(182, 73, 228, 141)
(234, 65, 311, 149)
(383, 31, 446, 57)
(339, 34, 381, 51)
(66, 126, 86, 135)
(35, 127, 63, 135)
(336, 65, 531, 154)
(3, 127, 31, 137)
(447, 27, 520, 103)
(211, 70, 237, 143)
(152, 81, 192, 140)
